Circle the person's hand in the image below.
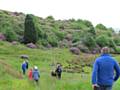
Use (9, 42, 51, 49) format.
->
(92, 84, 99, 88)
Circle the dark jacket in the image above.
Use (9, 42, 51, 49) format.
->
(55, 66, 62, 74)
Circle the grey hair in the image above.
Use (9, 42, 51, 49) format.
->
(101, 47, 109, 54)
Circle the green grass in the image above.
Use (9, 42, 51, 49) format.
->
(0, 41, 120, 90)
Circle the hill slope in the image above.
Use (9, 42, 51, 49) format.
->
(0, 9, 120, 53)
(0, 41, 120, 90)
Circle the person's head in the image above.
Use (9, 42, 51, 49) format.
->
(101, 47, 109, 54)
(34, 66, 38, 70)
(25, 59, 28, 62)
(23, 61, 26, 64)
(29, 68, 32, 71)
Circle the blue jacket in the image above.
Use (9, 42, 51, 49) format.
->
(92, 54, 120, 86)
(32, 69, 40, 80)
(22, 63, 26, 70)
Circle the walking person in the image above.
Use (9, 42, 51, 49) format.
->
(92, 47, 120, 90)
(32, 66, 40, 84)
(28, 68, 33, 80)
(21, 61, 27, 75)
(25, 60, 29, 69)
(55, 64, 62, 79)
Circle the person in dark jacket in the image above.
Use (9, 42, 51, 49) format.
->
(55, 64, 62, 79)
(25, 60, 29, 69)
(32, 66, 40, 84)
(21, 61, 27, 75)
(92, 47, 120, 90)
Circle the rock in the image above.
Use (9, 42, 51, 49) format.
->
(26, 43, 37, 49)
(46, 44, 52, 48)
(0, 33, 6, 41)
(77, 44, 90, 53)
(20, 55, 29, 59)
(11, 41, 18, 45)
(70, 47, 80, 55)
(65, 34, 72, 41)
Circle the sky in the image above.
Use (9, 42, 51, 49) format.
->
(0, 0, 120, 29)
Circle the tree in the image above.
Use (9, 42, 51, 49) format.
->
(83, 20, 96, 35)
(95, 23, 107, 30)
(24, 14, 38, 44)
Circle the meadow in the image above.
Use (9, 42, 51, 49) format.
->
(0, 41, 120, 90)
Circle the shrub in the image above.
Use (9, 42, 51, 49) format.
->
(82, 34, 96, 49)
(4, 28, 17, 42)
(113, 36, 120, 46)
(46, 16, 54, 20)
(95, 23, 107, 30)
(72, 32, 81, 43)
(96, 35, 110, 47)
(47, 35, 58, 47)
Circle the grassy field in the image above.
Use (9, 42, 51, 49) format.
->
(0, 41, 120, 90)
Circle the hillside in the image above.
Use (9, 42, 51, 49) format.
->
(0, 9, 120, 54)
(0, 41, 120, 90)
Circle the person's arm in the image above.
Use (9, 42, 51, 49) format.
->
(38, 71, 40, 78)
(32, 71, 34, 78)
(92, 60, 98, 85)
(114, 61, 120, 81)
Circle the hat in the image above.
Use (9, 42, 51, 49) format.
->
(34, 66, 38, 69)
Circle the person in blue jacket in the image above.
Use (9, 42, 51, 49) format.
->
(32, 66, 40, 84)
(92, 47, 120, 90)
(21, 61, 27, 75)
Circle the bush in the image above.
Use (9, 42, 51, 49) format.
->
(72, 32, 81, 43)
(95, 23, 107, 30)
(113, 47, 120, 54)
(4, 28, 17, 42)
(38, 39, 48, 46)
(113, 36, 120, 46)
(47, 35, 58, 47)
(96, 35, 110, 47)
(46, 16, 54, 20)
(82, 34, 96, 50)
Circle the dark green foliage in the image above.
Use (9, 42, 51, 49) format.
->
(46, 16, 54, 20)
(83, 20, 96, 35)
(72, 32, 81, 43)
(96, 35, 110, 47)
(47, 34, 58, 47)
(113, 36, 120, 46)
(82, 34, 96, 49)
(24, 14, 38, 44)
(4, 27, 17, 42)
(95, 23, 107, 30)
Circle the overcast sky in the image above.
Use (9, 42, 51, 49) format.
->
(0, 0, 120, 29)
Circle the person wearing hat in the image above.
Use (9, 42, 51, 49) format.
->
(32, 66, 40, 84)
(92, 47, 120, 90)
